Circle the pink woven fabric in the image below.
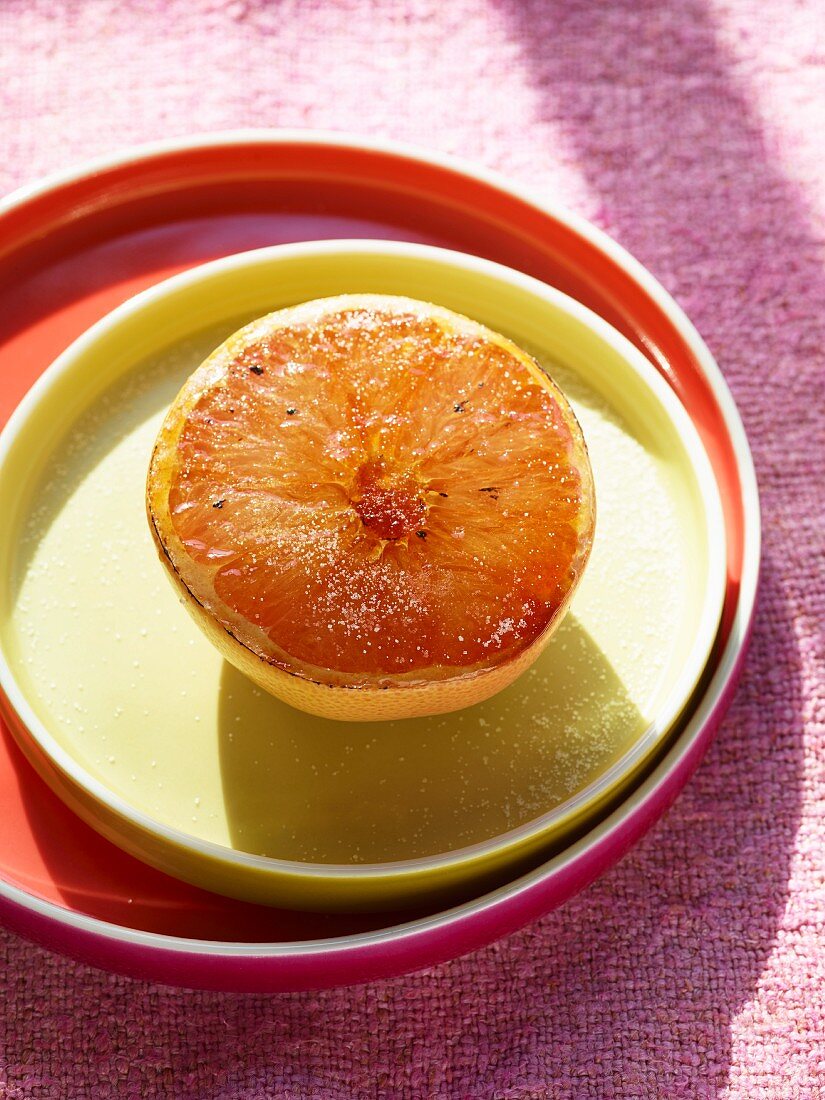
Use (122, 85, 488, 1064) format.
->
(1, 0, 823, 1096)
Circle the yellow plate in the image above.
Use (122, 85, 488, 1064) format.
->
(0, 242, 725, 910)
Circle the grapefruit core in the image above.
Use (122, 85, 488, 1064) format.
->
(146, 295, 595, 721)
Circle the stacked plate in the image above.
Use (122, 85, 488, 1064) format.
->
(0, 133, 758, 992)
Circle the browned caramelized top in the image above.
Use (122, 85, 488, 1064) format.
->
(167, 302, 593, 677)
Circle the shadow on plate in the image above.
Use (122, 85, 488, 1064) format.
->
(217, 615, 644, 867)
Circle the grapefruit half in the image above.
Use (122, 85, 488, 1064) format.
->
(147, 295, 595, 721)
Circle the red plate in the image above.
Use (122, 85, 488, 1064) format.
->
(0, 133, 757, 990)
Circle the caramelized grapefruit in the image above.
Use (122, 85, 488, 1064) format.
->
(147, 296, 595, 720)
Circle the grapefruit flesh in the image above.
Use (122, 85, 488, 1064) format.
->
(147, 295, 595, 720)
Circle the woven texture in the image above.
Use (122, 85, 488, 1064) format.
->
(1, 1, 823, 1096)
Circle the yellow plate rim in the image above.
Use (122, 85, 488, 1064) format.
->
(0, 239, 727, 882)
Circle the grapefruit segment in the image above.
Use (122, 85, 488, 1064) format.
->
(147, 295, 595, 720)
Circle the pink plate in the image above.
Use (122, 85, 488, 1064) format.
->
(0, 132, 758, 991)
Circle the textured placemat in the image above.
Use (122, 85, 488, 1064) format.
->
(0, 1, 822, 1096)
